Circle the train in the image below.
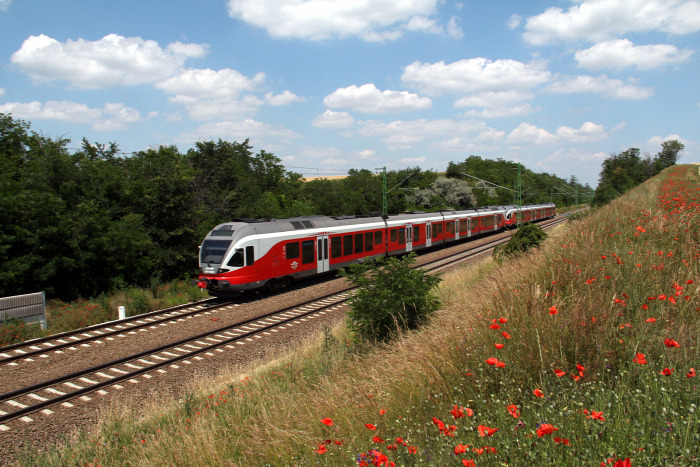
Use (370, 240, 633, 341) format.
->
(196, 203, 556, 296)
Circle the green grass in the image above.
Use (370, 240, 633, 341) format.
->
(20, 165, 700, 466)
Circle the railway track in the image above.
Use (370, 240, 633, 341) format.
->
(0, 216, 566, 428)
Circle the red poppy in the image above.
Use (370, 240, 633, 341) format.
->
(645, 317, 656, 323)
(462, 460, 476, 467)
(451, 405, 465, 419)
(502, 331, 512, 339)
(687, 368, 696, 378)
(454, 443, 468, 455)
(536, 423, 559, 437)
(533, 389, 544, 398)
(554, 437, 570, 445)
(321, 418, 333, 426)
(489, 323, 501, 330)
(465, 407, 474, 417)
(496, 361, 506, 368)
(486, 357, 499, 366)
(577, 364, 585, 377)
(477, 425, 498, 437)
(316, 444, 327, 454)
(633, 353, 647, 364)
(507, 404, 520, 418)
(660, 368, 674, 376)
(372, 435, 384, 443)
(664, 338, 680, 348)
(554, 368, 566, 377)
(588, 410, 605, 421)
(379, 409, 387, 415)
(499, 317, 508, 323)
(365, 423, 377, 430)
(549, 306, 558, 315)
(407, 446, 417, 454)
(494, 343, 504, 349)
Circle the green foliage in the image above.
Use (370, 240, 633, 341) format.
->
(494, 222, 548, 259)
(339, 253, 441, 343)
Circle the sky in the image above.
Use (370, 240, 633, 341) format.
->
(1, 0, 699, 188)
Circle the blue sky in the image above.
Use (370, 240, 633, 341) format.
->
(1, 0, 698, 187)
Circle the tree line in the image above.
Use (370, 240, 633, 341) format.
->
(0, 113, 596, 300)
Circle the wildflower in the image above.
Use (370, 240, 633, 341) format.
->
(576, 364, 585, 377)
(633, 353, 647, 364)
(588, 410, 606, 421)
(489, 324, 501, 330)
(494, 343, 504, 349)
(502, 331, 511, 339)
(462, 460, 476, 467)
(451, 405, 465, 419)
(687, 368, 696, 378)
(549, 306, 558, 315)
(365, 424, 377, 430)
(554, 368, 566, 377)
(455, 443, 468, 455)
(507, 404, 520, 419)
(645, 317, 655, 323)
(664, 338, 680, 348)
(321, 418, 333, 426)
(554, 437, 570, 445)
(407, 446, 417, 454)
(536, 423, 559, 437)
(379, 409, 387, 415)
(496, 360, 506, 368)
(316, 444, 327, 454)
(486, 357, 499, 366)
(372, 435, 384, 443)
(533, 389, 544, 398)
(660, 368, 674, 376)
(477, 425, 498, 437)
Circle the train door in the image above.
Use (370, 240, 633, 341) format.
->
(405, 224, 413, 252)
(493, 215, 498, 231)
(467, 217, 472, 237)
(317, 235, 329, 273)
(426, 223, 432, 248)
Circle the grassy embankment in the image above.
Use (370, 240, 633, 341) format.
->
(23, 166, 700, 466)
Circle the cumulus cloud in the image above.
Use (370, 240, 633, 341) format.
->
(0, 100, 141, 130)
(265, 90, 305, 105)
(507, 121, 607, 146)
(323, 83, 432, 113)
(522, 0, 700, 45)
(546, 75, 654, 99)
(401, 58, 551, 96)
(312, 110, 355, 129)
(178, 119, 301, 145)
(455, 90, 536, 118)
(11, 34, 208, 89)
(227, 0, 454, 42)
(575, 39, 693, 70)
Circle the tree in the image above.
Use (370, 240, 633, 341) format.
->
(653, 139, 684, 174)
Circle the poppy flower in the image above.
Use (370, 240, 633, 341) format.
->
(462, 460, 476, 467)
(454, 443, 468, 455)
(554, 368, 566, 377)
(687, 368, 696, 378)
(502, 331, 511, 339)
(496, 361, 506, 368)
(365, 423, 377, 430)
(660, 368, 674, 376)
(554, 437, 570, 445)
(489, 324, 501, 330)
(316, 444, 327, 454)
(645, 317, 656, 323)
(507, 404, 520, 418)
(451, 405, 465, 419)
(633, 353, 647, 364)
(477, 425, 498, 437)
(321, 418, 333, 426)
(372, 435, 384, 443)
(407, 446, 417, 454)
(379, 409, 387, 415)
(494, 343, 504, 349)
(549, 306, 558, 315)
(465, 407, 474, 417)
(536, 423, 559, 437)
(588, 410, 605, 421)
(486, 357, 499, 366)
(664, 338, 680, 348)
(533, 389, 544, 398)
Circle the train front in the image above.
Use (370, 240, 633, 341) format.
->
(196, 222, 261, 296)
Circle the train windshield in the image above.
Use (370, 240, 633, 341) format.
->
(200, 240, 231, 264)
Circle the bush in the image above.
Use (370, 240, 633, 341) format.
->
(494, 222, 547, 259)
(339, 253, 441, 343)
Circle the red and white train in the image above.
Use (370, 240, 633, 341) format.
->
(197, 203, 555, 296)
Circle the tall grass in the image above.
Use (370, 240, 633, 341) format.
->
(25, 166, 699, 466)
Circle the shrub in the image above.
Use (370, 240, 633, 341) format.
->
(494, 222, 547, 259)
(339, 253, 441, 343)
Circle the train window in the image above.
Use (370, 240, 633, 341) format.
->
(201, 240, 231, 264)
(343, 235, 353, 256)
(446, 222, 454, 234)
(398, 228, 405, 245)
(390, 229, 397, 243)
(354, 233, 364, 254)
(374, 230, 382, 245)
(302, 240, 315, 264)
(228, 248, 244, 267)
(331, 237, 342, 258)
(437, 223, 443, 234)
(413, 226, 420, 242)
(286, 242, 300, 259)
(365, 232, 373, 251)
(245, 246, 254, 266)
(432, 224, 439, 239)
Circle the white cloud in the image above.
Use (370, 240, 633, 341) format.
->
(644, 133, 688, 155)
(0, 87, 4, 96)
(522, 0, 700, 45)
(227, 0, 450, 42)
(312, 110, 355, 129)
(0, 100, 141, 130)
(265, 90, 305, 106)
(0, 0, 10, 10)
(323, 83, 432, 113)
(455, 90, 536, 118)
(575, 39, 693, 70)
(507, 121, 607, 146)
(178, 119, 301, 145)
(401, 58, 551, 96)
(447, 16, 464, 39)
(11, 34, 208, 89)
(546, 75, 654, 99)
